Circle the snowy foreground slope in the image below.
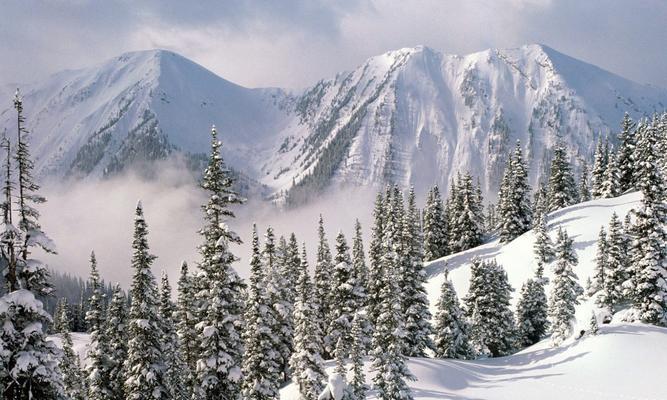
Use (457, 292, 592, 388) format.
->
(281, 192, 667, 399)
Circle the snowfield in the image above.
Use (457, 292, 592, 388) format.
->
(281, 192, 667, 399)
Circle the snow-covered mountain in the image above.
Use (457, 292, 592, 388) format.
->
(1, 45, 666, 202)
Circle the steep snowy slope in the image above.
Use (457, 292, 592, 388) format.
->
(281, 324, 667, 400)
(1, 46, 665, 203)
(0, 50, 291, 180)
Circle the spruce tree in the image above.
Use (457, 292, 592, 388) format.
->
(547, 142, 578, 211)
(351, 220, 372, 351)
(159, 272, 187, 400)
(313, 215, 333, 358)
(548, 228, 582, 346)
(367, 191, 386, 333)
(86, 251, 112, 400)
(349, 313, 367, 400)
(105, 284, 128, 400)
(533, 209, 554, 266)
(578, 160, 591, 202)
(465, 258, 516, 357)
(592, 227, 608, 300)
(326, 231, 356, 356)
(433, 269, 474, 359)
(453, 173, 484, 251)
(174, 262, 197, 398)
(193, 126, 245, 399)
(598, 213, 627, 312)
(58, 301, 86, 400)
(401, 187, 433, 356)
(124, 203, 168, 400)
(591, 138, 609, 199)
(290, 245, 326, 399)
(241, 225, 281, 400)
(616, 113, 637, 193)
(624, 121, 667, 325)
(422, 185, 447, 260)
(0, 89, 65, 400)
(516, 268, 549, 347)
(499, 142, 532, 242)
(599, 153, 620, 198)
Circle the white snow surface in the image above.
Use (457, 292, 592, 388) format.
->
(1, 45, 666, 201)
(281, 192, 667, 399)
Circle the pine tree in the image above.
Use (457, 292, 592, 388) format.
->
(241, 225, 281, 400)
(599, 153, 620, 198)
(326, 232, 357, 356)
(401, 187, 433, 356)
(591, 138, 609, 199)
(174, 262, 197, 398)
(105, 284, 128, 400)
(452, 173, 484, 251)
(422, 185, 447, 260)
(433, 269, 474, 359)
(285, 233, 302, 305)
(592, 227, 608, 301)
(578, 160, 591, 202)
(86, 251, 112, 400)
(499, 142, 532, 243)
(193, 126, 245, 399)
(533, 209, 554, 266)
(547, 142, 578, 211)
(124, 203, 168, 400)
(290, 245, 327, 400)
(58, 301, 85, 400)
(548, 228, 582, 346)
(598, 213, 627, 312)
(616, 113, 637, 193)
(516, 267, 549, 347)
(0, 89, 65, 400)
(349, 313, 367, 400)
(159, 272, 187, 400)
(367, 191, 386, 333)
(313, 215, 333, 358)
(465, 258, 516, 357)
(623, 120, 667, 325)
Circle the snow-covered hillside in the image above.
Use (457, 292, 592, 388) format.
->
(1, 46, 666, 203)
(281, 324, 667, 400)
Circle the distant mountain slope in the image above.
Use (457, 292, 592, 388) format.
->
(1, 46, 665, 203)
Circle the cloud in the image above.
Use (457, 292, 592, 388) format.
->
(1, 0, 665, 89)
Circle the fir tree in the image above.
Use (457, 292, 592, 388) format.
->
(533, 209, 554, 266)
(241, 225, 281, 400)
(499, 141, 532, 242)
(349, 313, 367, 400)
(578, 160, 591, 202)
(422, 185, 447, 260)
(591, 138, 609, 199)
(598, 213, 627, 312)
(290, 245, 326, 400)
(86, 251, 112, 400)
(547, 142, 578, 211)
(326, 232, 356, 356)
(313, 215, 333, 358)
(599, 153, 620, 198)
(124, 203, 168, 400)
(616, 113, 637, 193)
(588, 310, 599, 335)
(351, 220, 372, 352)
(452, 173, 484, 251)
(174, 262, 197, 398)
(592, 227, 608, 300)
(58, 300, 85, 400)
(433, 269, 474, 359)
(159, 272, 187, 400)
(367, 191, 386, 333)
(401, 187, 433, 356)
(516, 268, 549, 347)
(193, 126, 245, 400)
(105, 284, 128, 400)
(465, 258, 516, 357)
(623, 120, 667, 325)
(548, 228, 582, 346)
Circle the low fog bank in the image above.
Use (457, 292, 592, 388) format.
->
(39, 161, 378, 290)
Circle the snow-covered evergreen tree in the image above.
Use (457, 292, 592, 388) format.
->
(124, 203, 168, 400)
(616, 113, 637, 193)
(451, 173, 484, 251)
(314, 215, 333, 359)
(326, 232, 356, 356)
(592, 227, 608, 299)
(290, 245, 326, 400)
(600, 153, 620, 198)
(591, 138, 609, 199)
(597, 213, 627, 312)
(105, 284, 128, 400)
(422, 185, 447, 260)
(86, 251, 112, 400)
(367, 191, 386, 333)
(547, 142, 578, 211)
(433, 269, 474, 359)
(285, 233, 302, 305)
(349, 313, 367, 400)
(578, 160, 591, 202)
(516, 267, 549, 347)
(623, 120, 667, 325)
(533, 209, 554, 266)
(159, 272, 187, 400)
(52, 297, 68, 334)
(58, 300, 85, 400)
(499, 141, 532, 242)
(192, 126, 245, 400)
(241, 225, 281, 400)
(401, 187, 433, 356)
(548, 228, 582, 346)
(174, 262, 196, 398)
(464, 258, 516, 357)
